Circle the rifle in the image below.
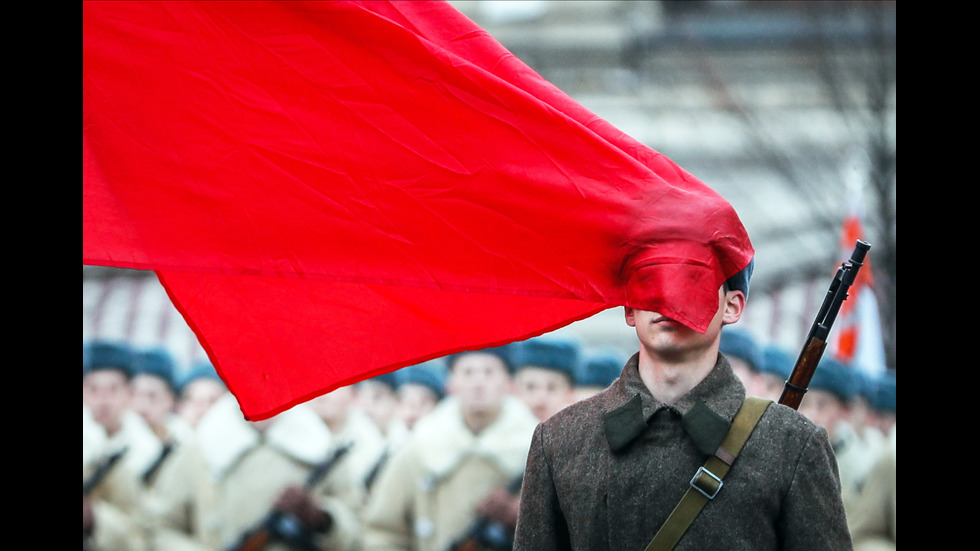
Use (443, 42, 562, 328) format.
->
(447, 473, 524, 551)
(363, 446, 389, 493)
(83, 446, 128, 495)
(141, 440, 175, 486)
(224, 441, 353, 551)
(778, 239, 871, 410)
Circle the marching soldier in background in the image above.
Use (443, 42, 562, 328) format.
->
(847, 369, 896, 548)
(83, 340, 151, 551)
(868, 371, 896, 439)
(308, 383, 388, 511)
(362, 345, 538, 551)
(356, 372, 411, 452)
(847, 425, 896, 551)
(573, 347, 625, 402)
(489, 335, 583, 545)
(719, 328, 767, 399)
(759, 343, 796, 403)
(511, 336, 581, 423)
(85, 403, 147, 551)
(395, 359, 448, 431)
(849, 370, 886, 461)
(196, 393, 363, 551)
(176, 360, 229, 431)
(798, 356, 873, 520)
(362, 359, 450, 500)
(129, 347, 215, 551)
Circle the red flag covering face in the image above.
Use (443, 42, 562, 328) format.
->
(83, 1, 753, 419)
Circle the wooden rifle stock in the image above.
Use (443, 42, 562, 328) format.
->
(778, 239, 870, 410)
(225, 441, 353, 551)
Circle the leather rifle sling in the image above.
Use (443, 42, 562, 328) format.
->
(644, 397, 772, 551)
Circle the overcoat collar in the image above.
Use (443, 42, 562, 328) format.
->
(197, 394, 333, 480)
(602, 352, 746, 454)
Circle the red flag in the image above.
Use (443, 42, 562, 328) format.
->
(832, 197, 886, 376)
(83, 1, 753, 420)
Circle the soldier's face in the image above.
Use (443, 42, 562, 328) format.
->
(759, 373, 786, 402)
(177, 379, 226, 428)
(82, 369, 132, 435)
(799, 388, 849, 438)
(513, 367, 573, 422)
(131, 374, 176, 429)
(308, 385, 356, 423)
(447, 353, 513, 414)
(357, 380, 399, 429)
(397, 384, 439, 429)
(729, 357, 763, 398)
(625, 287, 743, 360)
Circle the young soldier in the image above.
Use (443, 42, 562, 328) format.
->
(512, 335, 581, 423)
(395, 359, 448, 431)
(868, 371, 896, 438)
(129, 347, 214, 551)
(719, 328, 767, 399)
(308, 384, 389, 510)
(175, 359, 227, 430)
(83, 340, 154, 551)
(847, 425, 896, 551)
(513, 264, 853, 550)
(356, 372, 411, 451)
(759, 343, 796, 402)
(848, 370, 885, 461)
(197, 394, 363, 551)
(573, 347, 626, 402)
(362, 345, 539, 551)
(798, 356, 872, 520)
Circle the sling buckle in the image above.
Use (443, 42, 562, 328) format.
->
(689, 466, 723, 500)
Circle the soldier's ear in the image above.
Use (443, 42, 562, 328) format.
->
(624, 306, 637, 327)
(721, 290, 745, 325)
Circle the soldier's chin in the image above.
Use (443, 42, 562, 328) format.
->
(465, 399, 497, 414)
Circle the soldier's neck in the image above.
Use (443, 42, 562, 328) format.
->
(323, 413, 347, 436)
(461, 404, 502, 435)
(637, 349, 717, 406)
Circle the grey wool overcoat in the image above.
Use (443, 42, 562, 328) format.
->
(513, 352, 853, 551)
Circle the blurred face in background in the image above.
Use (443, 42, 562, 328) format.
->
(757, 372, 786, 403)
(357, 380, 400, 434)
(82, 369, 132, 436)
(177, 378, 226, 429)
(799, 389, 849, 441)
(513, 367, 574, 422)
(130, 374, 176, 431)
(308, 385, 356, 427)
(397, 383, 440, 430)
(447, 352, 513, 417)
(876, 410, 896, 436)
(728, 357, 765, 399)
